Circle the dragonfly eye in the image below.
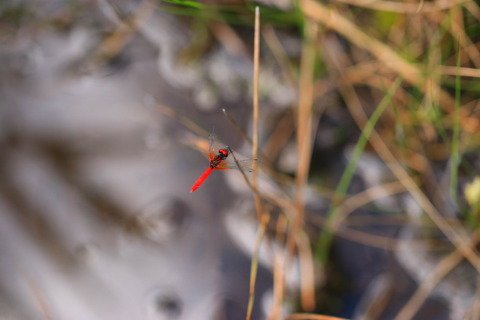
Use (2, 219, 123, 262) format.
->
(218, 148, 228, 157)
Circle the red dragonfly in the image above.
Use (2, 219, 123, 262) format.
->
(190, 133, 256, 193)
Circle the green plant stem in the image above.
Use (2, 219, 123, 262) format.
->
(315, 77, 403, 263)
(450, 42, 461, 203)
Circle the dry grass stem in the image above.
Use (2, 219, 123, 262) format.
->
(278, 17, 319, 314)
(270, 250, 286, 320)
(275, 214, 289, 246)
(440, 66, 480, 78)
(329, 180, 407, 230)
(252, 6, 262, 221)
(245, 212, 270, 320)
(334, 0, 468, 13)
(310, 212, 446, 251)
(297, 231, 316, 310)
(286, 313, 350, 320)
(335, 227, 401, 250)
(246, 8, 267, 320)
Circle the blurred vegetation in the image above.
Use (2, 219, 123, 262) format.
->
(176, 1, 480, 318)
(2, 0, 479, 319)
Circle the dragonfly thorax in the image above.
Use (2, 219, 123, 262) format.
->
(210, 148, 229, 168)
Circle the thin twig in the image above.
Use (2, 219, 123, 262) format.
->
(245, 8, 265, 320)
(286, 313, 350, 320)
(292, 18, 318, 311)
(273, 16, 319, 318)
(252, 6, 262, 220)
(334, 0, 467, 13)
(297, 231, 316, 312)
(245, 212, 270, 320)
(329, 180, 407, 231)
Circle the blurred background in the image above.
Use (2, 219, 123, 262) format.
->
(0, 0, 479, 319)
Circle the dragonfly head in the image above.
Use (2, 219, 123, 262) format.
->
(218, 148, 228, 158)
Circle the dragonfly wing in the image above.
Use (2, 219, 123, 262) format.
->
(208, 132, 216, 160)
(215, 159, 257, 172)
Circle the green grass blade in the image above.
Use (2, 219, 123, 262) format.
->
(162, 0, 205, 9)
(315, 77, 403, 263)
(450, 42, 461, 203)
